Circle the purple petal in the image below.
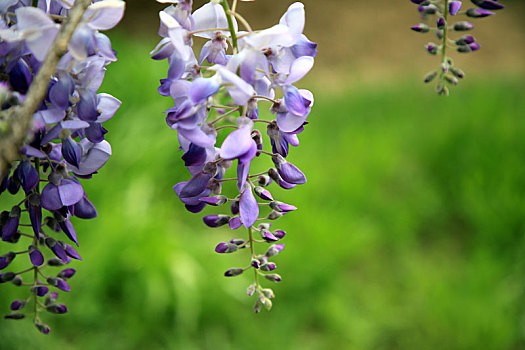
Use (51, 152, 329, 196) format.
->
(239, 186, 259, 228)
(58, 179, 84, 206)
(189, 77, 220, 104)
(285, 56, 314, 85)
(179, 172, 212, 198)
(58, 218, 78, 246)
(64, 244, 82, 260)
(41, 183, 62, 211)
(72, 196, 97, 219)
(229, 217, 242, 230)
(219, 126, 253, 160)
(449, 1, 462, 15)
(29, 247, 44, 267)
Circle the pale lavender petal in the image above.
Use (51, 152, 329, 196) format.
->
(189, 77, 220, 104)
(57, 179, 84, 206)
(240, 186, 259, 228)
(219, 126, 253, 160)
(285, 56, 314, 85)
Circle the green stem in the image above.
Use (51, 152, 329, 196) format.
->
(248, 227, 260, 288)
(440, 0, 449, 79)
(220, 0, 238, 52)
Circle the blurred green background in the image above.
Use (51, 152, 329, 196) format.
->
(1, 1, 525, 349)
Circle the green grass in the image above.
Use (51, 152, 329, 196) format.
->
(0, 38, 524, 349)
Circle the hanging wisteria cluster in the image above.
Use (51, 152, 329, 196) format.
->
(0, 0, 124, 333)
(152, 0, 316, 312)
(410, 0, 505, 95)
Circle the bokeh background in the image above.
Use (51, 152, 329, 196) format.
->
(1, 0, 525, 349)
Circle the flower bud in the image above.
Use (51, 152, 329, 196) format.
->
(253, 300, 262, 313)
(224, 268, 244, 277)
(261, 262, 277, 271)
(450, 67, 465, 79)
(267, 211, 283, 220)
(46, 304, 68, 314)
(10, 299, 26, 311)
(258, 295, 272, 311)
(29, 245, 44, 266)
(444, 75, 459, 85)
(11, 275, 23, 286)
(35, 323, 51, 334)
(230, 238, 246, 246)
(47, 277, 71, 292)
(251, 259, 260, 269)
(265, 244, 285, 257)
(58, 268, 76, 280)
(4, 312, 25, 320)
(229, 217, 242, 230)
(260, 230, 279, 242)
(230, 200, 239, 215)
(0, 272, 15, 283)
(270, 201, 297, 213)
(215, 242, 238, 254)
(272, 154, 306, 184)
(449, 1, 462, 15)
(410, 23, 429, 33)
(246, 283, 256, 296)
(202, 214, 230, 228)
(436, 17, 445, 29)
(426, 43, 438, 55)
(199, 195, 227, 206)
(0, 251, 15, 270)
(47, 258, 65, 266)
(453, 21, 474, 31)
(471, 0, 504, 10)
(31, 285, 49, 297)
(418, 4, 438, 14)
(264, 273, 282, 283)
(466, 8, 494, 17)
(261, 288, 275, 299)
(256, 175, 271, 187)
(254, 186, 273, 201)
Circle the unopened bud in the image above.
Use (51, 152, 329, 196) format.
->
(224, 268, 244, 277)
(264, 273, 282, 283)
(4, 312, 25, 320)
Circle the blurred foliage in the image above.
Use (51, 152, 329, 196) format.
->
(1, 35, 524, 350)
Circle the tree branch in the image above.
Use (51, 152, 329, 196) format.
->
(0, 0, 92, 178)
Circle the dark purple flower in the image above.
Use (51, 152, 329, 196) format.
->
(41, 178, 84, 211)
(29, 245, 44, 266)
(2, 206, 20, 242)
(15, 161, 39, 193)
(58, 217, 78, 246)
(72, 196, 97, 219)
(61, 137, 82, 167)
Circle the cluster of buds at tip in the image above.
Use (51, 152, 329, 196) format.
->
(0, 0, 125, 333)
(410, 0, 505, 95)
(152, 0, 316, 312)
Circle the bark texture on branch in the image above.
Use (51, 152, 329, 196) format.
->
(0, 0, 92, 178)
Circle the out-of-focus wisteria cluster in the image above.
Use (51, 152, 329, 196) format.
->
(410, 0, 505, 95)
(0, 0, 124, 333)
(152, 0, 316, 312)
